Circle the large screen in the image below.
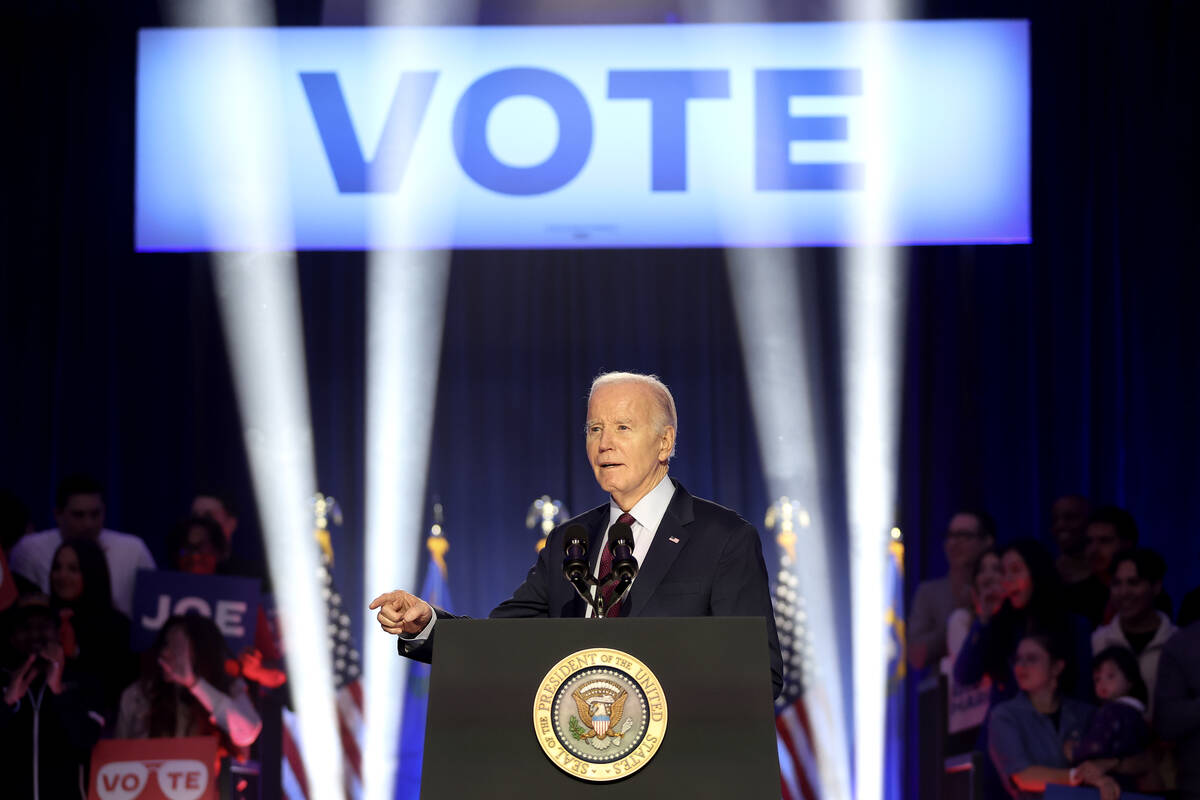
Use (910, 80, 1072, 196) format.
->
(136, 21, 1029, 251)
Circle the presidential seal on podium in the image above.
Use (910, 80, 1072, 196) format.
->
(533, 647, 668, 782)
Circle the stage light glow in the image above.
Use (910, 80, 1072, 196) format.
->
(212, 256, 346, 800)
(726, 249, 854, 800)
(161, 2, 345, 798)
(359, 4, 473, 800)
(360, 252, 450, 800)
(843, 3, 910, 799)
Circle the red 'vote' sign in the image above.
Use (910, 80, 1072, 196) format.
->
(89, 737, 217, 800)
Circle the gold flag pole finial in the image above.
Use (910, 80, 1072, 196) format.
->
(526, 495, 569, 553)
(765, 496, 810, 567)
(312, 492, 343, 563)
(428, 500, 449, 577)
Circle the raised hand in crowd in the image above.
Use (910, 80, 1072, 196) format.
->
(2, 638, 66, 706)
(157, 626, 196, 688)
(370, 590, 433, 635)
(238, 647, 286, 689)
(3, 654, 40, 705)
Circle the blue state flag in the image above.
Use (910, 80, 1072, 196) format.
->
(884, 531, 907, 800)
(395, 530, 452, 800)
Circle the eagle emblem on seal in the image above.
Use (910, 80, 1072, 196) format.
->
(569, 680, 635, 750)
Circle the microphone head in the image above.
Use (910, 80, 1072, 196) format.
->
(564, 523, 589, 550)
(607, 521, 634, 548)
(562, 524, 591, 582)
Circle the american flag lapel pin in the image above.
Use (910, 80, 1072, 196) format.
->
(668, 536, 680, 544)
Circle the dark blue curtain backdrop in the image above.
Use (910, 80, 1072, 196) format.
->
(2, 1, 1198, 797)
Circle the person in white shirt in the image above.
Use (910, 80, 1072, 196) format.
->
(8, 475, 155, 617)
(1091, 548, 1177, 719)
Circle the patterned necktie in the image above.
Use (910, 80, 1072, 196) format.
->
(597, 512, 635, 617)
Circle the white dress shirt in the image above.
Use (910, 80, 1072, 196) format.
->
(585, 473, 676, 615)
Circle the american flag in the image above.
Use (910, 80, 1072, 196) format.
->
(767, 498, 822, 800)
(282, 496, 364, 800)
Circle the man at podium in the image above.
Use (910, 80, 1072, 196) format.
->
(372, 371, 784, 699)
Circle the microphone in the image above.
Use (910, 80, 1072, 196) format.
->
(562, 524, 591, 582)
(606, 522, 638, 582)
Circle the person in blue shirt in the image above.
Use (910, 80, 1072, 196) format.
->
(989, 632, 1116, 800)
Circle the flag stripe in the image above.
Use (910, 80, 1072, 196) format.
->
(281, 716, 311, 800)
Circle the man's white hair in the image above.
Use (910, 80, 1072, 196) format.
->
(588, 371, 678, 459)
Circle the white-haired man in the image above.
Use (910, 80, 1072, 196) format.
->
(371, 372, 783, 698)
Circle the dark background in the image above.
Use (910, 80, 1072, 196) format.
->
(3, 1, 1198, 796)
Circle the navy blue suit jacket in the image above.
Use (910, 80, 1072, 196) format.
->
(402, 480, 784, 698)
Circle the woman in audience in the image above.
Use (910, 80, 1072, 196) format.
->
(1, 603, 105, 798)
(169, 516, 286, 689)
(989, 632, 1117, 799)
(955, 539, 1093, 704)
(955, 539, 1094, 800)
(944, 548, 1005, 673)
(115, 613, 261, 756)
(48, 537, 136, 716)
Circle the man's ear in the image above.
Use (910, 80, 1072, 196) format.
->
(659, 426, 676, 462)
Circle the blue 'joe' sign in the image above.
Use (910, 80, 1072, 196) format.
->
(136, 21, 1029, 250)
(131, 570, 261, 653)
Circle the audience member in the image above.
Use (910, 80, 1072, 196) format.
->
(1081, 505, 1138, 622)
(115, 614, 262, 758)
(1, 603, 104, 799)
(988, 632, 1115, 800)
(169, 517, 286, 689)
(8, 475, 156, 616)
(1070, 646, 1154, 791)
(955, 539, 1092, 705)
(1051, 495, 1108, 626)
(1155, 621, 1200, 800)
(191, 491, 238, 559)
(1091, 548, 1177, 718)
(191, 490, 266, 585)
(910, 510, 996, 670)
(944, 549, 1004, 673)
(956, 539, 1094, 800)
(169, 515, 225, 577)
(48, 538, 136, 717)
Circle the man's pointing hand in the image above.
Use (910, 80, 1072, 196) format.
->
(369, 590, 434, 635)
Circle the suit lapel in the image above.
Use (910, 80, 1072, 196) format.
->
(626, 480, 694, 617)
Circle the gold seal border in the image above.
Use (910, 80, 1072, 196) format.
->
(532, 646, 668, 782)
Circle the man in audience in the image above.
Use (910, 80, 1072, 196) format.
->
(191, 491, 238, 557)
(8, 475, 155, 616)
(1052, 494, 1108, 625)
(1155, 620, 1200, 800)
(1079, 506, 1139, 622)
(191, 490, 266, 584)
(908, 509, 996, 671)
(1091, 548, 1177, 718)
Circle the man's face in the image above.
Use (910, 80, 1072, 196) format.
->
(191, 495, 236, 544)
(943, 512, 991, 568)
(1085, 522, 1123, 576)
(55, 493, 104, 540)
(586, 382, 675, 511)
(1110, 560, 1158, 622)
(1050, 496, 1089, 556)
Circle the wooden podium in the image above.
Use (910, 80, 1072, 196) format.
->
(419, 617, 780, 799)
